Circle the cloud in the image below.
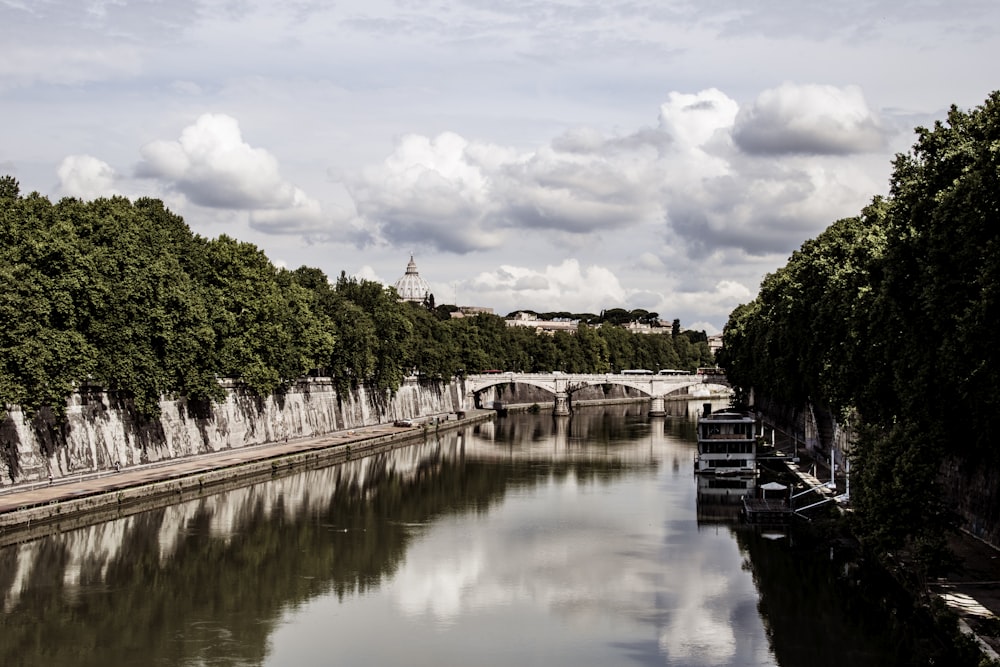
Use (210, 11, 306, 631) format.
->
(493, 141, 665, 234)
(349, 132, 506, 253)
(0, 43, 142, 90)
(249, 193, 326, 235)
(57, 155, 117, 199)
(650, 87, 882, 259)
(467, 259, 627, 314)
(350, 125, 669, 253)
(733, 83, 889, 155)
(636, 252, 666, 271)
(347, 84, 879, 289)
(658, 89, 739, 154)
(513, 275, 550, 290)
(135, 113, 327, 233)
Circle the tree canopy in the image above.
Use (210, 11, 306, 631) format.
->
(718, 91, 1000, 573)
(0, 180, 712, 421)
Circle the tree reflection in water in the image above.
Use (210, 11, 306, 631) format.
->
(0, 403, 941, 666)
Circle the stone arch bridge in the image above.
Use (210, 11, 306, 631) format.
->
(464, 372, 729, 416)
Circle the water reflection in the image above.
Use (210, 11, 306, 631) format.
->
(696, 475, 756, 525)
(0, 402, 918, 666)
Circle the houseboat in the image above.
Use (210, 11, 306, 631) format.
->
(694, 405, 757, 476)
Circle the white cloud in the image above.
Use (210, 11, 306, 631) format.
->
(350, 124, 669, 253)
(467, 259, 628, 314)
(57, 155, 117, 199)
(658, 89, 740, 155)
(493, 141, 665, 234)
(655, 88, 881, 259)
(135, 113, 329, 234)
(733, 83, 889, 155)
(249, 196, 326, 235)
(350, 132, 507, 253)
(355, 265, 382, 283)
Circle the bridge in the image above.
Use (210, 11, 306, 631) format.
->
(463, 372, 730, 416)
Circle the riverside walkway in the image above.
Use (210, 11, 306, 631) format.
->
(0, 411, 493, 543)
(763, 418, 1000, 659)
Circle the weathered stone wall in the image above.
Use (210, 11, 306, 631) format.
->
(940, 456, 1000, 547)
(0, 377, 469, 487)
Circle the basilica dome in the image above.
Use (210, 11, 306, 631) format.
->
(393, 255, 431, 303)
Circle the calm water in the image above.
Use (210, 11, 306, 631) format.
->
(0, 402, 918, 666)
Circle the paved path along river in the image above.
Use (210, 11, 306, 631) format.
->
(0, 424, 404, 514)
(0, 412, 493, 539)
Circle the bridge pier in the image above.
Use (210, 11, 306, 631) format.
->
(553, 392, 571, 415)
(648, 396, 665, 417)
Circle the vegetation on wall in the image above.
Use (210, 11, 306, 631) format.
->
(0, 174, 712, 422)
(718, 91, 1000, 574)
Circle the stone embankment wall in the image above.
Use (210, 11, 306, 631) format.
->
(0, 377, 468, 488)
(940, 457, 1000, 548)
(751, 392, 853, 466)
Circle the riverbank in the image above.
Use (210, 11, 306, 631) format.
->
(761, 417, 1000, 663)
(0, 409, 495, 547)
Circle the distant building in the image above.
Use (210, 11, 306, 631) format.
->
(708, 333, 724, 355)
(450, 306, 495, 319)
(506, 311, 579, 334)
(393, 255, 431, 303)
(622, 321, 669, 334)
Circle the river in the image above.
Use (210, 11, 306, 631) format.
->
(0, 402, 929, 666)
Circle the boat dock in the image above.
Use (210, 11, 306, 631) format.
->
(742, 496, 793, 524)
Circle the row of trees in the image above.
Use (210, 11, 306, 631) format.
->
(719, 91, 1000, 574)
(488, 308, 675, 328)
(0, 176, 712, 420)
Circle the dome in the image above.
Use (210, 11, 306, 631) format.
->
(393, 255, 431, 302)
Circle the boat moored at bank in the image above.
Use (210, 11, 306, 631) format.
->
(694, 404, 757, 476)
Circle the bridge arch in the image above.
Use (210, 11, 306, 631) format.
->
(464, 372, 726, 416)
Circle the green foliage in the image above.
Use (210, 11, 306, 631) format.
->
(333, 272, 413, 396)
(720, 91, 1000, 570)
(0, 192, 98, 417)
(0, 177, 714, 425)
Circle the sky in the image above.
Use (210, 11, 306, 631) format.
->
(2, 1, 998, 333)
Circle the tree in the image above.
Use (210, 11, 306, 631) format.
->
(0, 192, 98, 417)
(718, 92, 1000, 571)
(0, 175, 19, 200)
(576, 324, 610, 373)
(597, 323, 633, 371)
(335, 272, 413, 395)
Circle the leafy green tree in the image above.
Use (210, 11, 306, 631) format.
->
(0, 192, 98, 417)
(328, 300, 377, 393)
(575, 323, 610, 373)
(335, 272, 413, 395)
(502, 325, 537, 372)
(0, 175, 19, 200)
(187, 234, 298, 398)
(720, 92, 1000, 572)
(400, 302, 458, 379)
(601, 308, 631, 326)
(597, 323, 633, 371)
(552, 330, 584, 372)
